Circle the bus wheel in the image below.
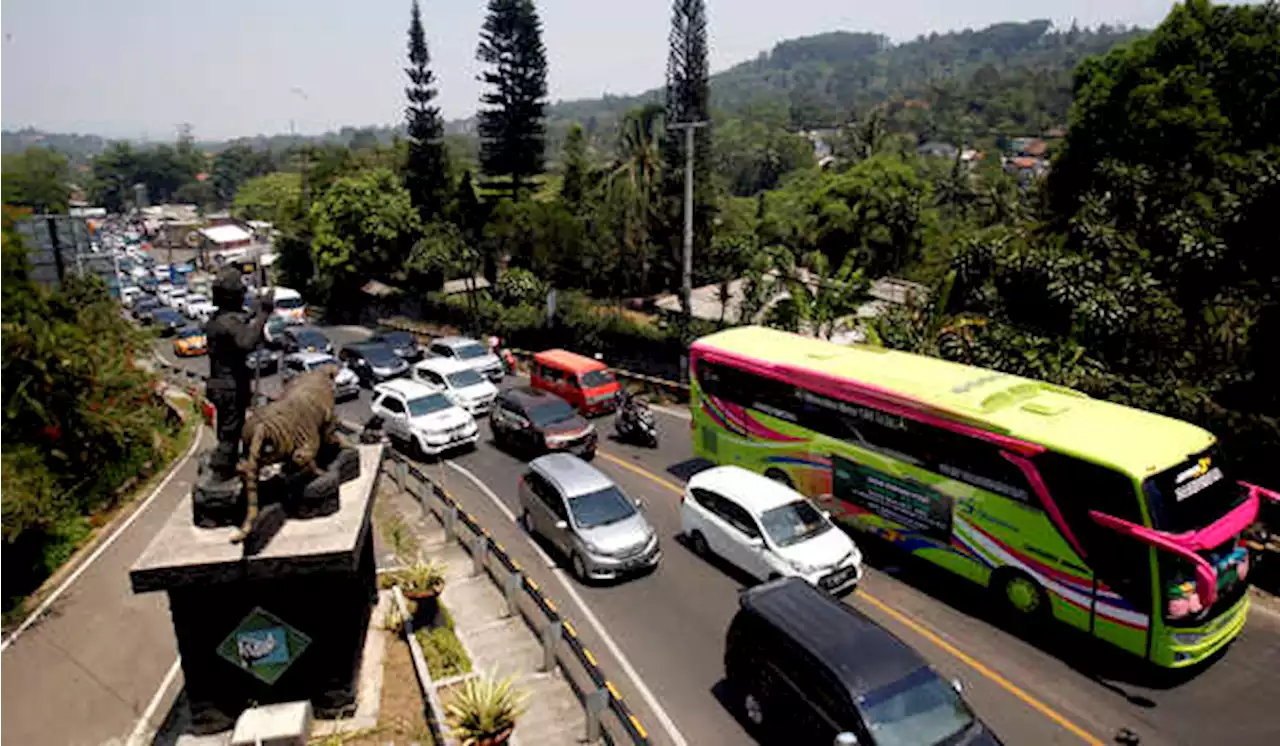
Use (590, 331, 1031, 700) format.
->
(763, 468, 794, 490)
(996, 570, 1049, 622)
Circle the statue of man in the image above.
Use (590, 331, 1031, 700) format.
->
(204, 268, 274, 478)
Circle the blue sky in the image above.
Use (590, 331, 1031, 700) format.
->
(0, 1, 1237, 140)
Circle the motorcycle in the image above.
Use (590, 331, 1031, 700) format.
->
(614, 396, 659, 447)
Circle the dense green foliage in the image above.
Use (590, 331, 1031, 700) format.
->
(476, 0, 549, 198)
(1, 149, 73, 213)
(871, 1, 1280, 483)
(2, 210, 178, 609)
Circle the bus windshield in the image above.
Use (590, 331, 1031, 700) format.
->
(1144, 445, 1246, 533)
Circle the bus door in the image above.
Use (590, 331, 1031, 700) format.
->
(1032, 453, 1155, 655)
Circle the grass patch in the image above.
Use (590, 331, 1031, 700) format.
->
(415, 603, 472, 681)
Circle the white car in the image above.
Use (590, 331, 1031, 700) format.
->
(411, 357, 499, 416)
(370, 379, 479, 457)
(153, 264, 171, 282)
(681, 465, 863, 595)
(426, 336, 504, 382)
(188, 299, 217, 323)
(165, 287, 189, 309)
(176, 292, 208, 316)
(281, 352, 360, 401)
(119, 285, 142, 308)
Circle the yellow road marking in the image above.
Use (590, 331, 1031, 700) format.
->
(597, 450, 685, 494)
(596, 447, 1105, 746)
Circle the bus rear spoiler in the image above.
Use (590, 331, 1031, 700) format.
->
(1088, 483, 1278, 609)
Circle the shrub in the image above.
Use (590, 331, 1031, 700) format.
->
(494, 267, 546, 306)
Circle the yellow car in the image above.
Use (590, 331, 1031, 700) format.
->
(173, 327, 208, 357)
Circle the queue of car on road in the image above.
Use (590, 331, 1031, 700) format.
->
(117, 246, 998, 745)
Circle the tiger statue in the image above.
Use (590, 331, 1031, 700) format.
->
(232, 365, 341, 543)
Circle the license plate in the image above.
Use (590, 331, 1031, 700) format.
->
(821, 567, 854, 589)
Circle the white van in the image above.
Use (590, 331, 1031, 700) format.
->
(266, 287, 307, 325)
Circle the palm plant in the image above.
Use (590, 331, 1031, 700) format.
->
(445, 669, 529, 745)
(395, 559, 447, 599)
(605, 103, 664, 297)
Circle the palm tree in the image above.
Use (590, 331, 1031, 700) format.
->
(775, 250, 871, 340)
(605, 104, 665, 298)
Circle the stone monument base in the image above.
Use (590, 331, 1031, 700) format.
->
(192, 442, 361, 529)
(132, 445, 383, 735)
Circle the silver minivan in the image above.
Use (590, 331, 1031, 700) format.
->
(518, 453, 661, 582)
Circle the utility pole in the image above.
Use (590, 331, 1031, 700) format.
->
(667, 120, 707, 321)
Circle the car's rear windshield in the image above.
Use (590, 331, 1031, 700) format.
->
(407, 394, 453, 417)
(761, 500, 831, 547)
(379, 331, 413, 347)
(528, 399, 576, 427)
(455, 342, 488, 360)
(178, 328, 203, 339)
(580, 370, 616, 388)
(447, 369, 486, 388)
(860, 667, 975, 746)
(306, 356, 340, 370)
(276, 296, 305, 309)
(569, 486, 636, 529)
(295, 330, 328, 346)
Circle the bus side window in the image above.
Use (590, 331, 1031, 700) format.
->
(929, 430, 1036, 504)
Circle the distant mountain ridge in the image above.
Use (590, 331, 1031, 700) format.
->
(546, 19, 1144, 135)
(4, 19, 1144, 157)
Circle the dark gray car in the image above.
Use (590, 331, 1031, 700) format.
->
(518, 453, 660, 583)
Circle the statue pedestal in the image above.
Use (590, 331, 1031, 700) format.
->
(130, 445, 383, 735)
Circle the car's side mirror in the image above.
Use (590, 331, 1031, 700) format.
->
(834, 733, 859, 746)
(554, 520, 569, 530)
(951, 678, 963, 694)
(822, 510, 832, 520)
(746, 536, 764, 548)
(634, 497, 644, 509)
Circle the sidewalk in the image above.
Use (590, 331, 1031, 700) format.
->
(377, 481, 587, 745)
(1, 425, 207, 746)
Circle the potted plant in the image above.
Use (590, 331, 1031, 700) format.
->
(397, 559, 446, 625)
(445, 670, 528, 746)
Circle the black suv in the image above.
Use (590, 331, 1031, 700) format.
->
(339, 342, 410, 387)
(725, 578, 1002, 746)
(369, 329, 422, 362)
(491, 387, 597, 460)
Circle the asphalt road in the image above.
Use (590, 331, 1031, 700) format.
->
(153, 324, 1280, 746)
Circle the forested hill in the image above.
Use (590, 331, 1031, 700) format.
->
(549, 19, 1144, 138)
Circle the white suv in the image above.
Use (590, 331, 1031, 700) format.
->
(412, 357, 499, 416)
(681, 465, 862, 595)
(370, 379, 479, 457)
(426, 336, 504, 382)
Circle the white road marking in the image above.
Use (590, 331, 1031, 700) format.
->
(2, 426, 205, 653)
(444, 461, 556, 569)
(442, 459, 689, 746)
(126, 656, 181, 746)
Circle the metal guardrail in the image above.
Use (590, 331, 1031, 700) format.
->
(151, 359, 652, 744)
(381, 448, 651, 745)
(376, 317, 692, 402)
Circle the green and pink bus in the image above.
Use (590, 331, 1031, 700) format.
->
(689, 326, 1276, 667)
